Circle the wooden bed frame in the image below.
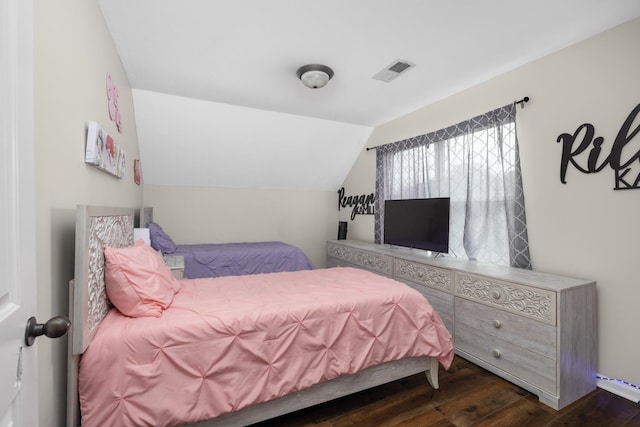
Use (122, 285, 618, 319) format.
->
(66, 204, 441, 427)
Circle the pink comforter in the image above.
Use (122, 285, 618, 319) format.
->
(79, 267, 454, 427)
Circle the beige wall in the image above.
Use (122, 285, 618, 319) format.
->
(144, 185, 338, 269)
(342, 18, 640, 386)
(34, 0, 142, 425)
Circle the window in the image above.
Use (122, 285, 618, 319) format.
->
(374, 104, 531, 269)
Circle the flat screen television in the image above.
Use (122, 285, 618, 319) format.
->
(383, 197, 450, 253)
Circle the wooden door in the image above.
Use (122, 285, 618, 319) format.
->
(0, 0, 38, 425)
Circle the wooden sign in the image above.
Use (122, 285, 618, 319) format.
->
(338, 187, 375, 220)
(557, 102, 640, 190)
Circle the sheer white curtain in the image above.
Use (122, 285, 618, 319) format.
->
(375, 104, 531, 269)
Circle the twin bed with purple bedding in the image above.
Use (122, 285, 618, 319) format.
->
(147, 222, 314, 278)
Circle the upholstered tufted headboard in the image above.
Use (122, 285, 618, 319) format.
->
(68, 205, 134, 426)
(71, 205, 135, 355)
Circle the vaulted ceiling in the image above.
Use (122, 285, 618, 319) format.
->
(98, 0, 640, 191)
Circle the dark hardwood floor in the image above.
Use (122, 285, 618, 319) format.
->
(253, 356, 640, 427)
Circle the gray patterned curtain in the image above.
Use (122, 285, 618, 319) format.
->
(374, 103, 531, 269)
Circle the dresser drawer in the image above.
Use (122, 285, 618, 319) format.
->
(401, 280, 454, 333)
(455, 297, 556, 360)
(455, 272, 556, 325)
(327, 243, 393, 276)
(327, 257, 347, 268)
(394, 258, 453, 293)
(455, 326, 557, 394)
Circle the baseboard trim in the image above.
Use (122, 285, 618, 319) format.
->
(597, 374, 640, 403)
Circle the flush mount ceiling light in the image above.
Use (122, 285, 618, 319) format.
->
(296, 64, 334, 89)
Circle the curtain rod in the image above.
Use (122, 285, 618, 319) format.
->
(515, 96, 530, 108)
(366, 96, 531, 152)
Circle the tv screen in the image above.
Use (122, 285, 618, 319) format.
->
(383, 198, 450, 253)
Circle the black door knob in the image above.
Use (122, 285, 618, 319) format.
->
(24, 315, 71, 346)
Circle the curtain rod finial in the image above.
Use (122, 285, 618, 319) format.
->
(516, 96, 530, 108)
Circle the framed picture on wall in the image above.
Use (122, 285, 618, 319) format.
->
(85, 121, 125, 178)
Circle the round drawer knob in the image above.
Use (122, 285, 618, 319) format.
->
(492, 320, 501, 329)
(418, 270, 424, 277)
(492, 349, 501, 359)
(491, 290, 501, 300)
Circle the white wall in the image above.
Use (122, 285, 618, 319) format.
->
(341, 18, 640, 386)
(144, 185, 337, 269)
(34, 1, 142, 425)
(133, 89, 372, 191)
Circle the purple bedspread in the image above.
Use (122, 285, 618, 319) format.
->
(174, 241, 314, 279)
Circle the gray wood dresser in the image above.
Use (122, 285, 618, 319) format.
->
(327, 239, 597, 410)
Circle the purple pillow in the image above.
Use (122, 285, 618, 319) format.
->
(147, 222, 177, 254)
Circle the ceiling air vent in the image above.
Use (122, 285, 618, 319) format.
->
(372, 59, 415, 82)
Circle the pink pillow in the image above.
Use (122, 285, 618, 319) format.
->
(104, 240, 181, 318)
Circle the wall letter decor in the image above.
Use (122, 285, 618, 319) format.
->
(338, 187, 375, 220)
(557, 102, 640, 189)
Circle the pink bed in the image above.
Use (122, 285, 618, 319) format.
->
(78, 267, 453, 427)
(68, 206, 454, 427)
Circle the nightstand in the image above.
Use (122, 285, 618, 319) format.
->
(164, 255, 185, 280)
